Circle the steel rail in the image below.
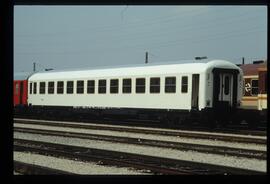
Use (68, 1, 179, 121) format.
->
(14, 115, 266, 136)
(14, 161, 74, 175)
(14, 118, 266, 145)
(14, 127, 266, 160)
(14, 139, 265, 175)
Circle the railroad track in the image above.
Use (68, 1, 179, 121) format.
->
(14, 114, 266, 136)
(14, 127, 266, 160)
(14, 139, 265, 175)
(14, 161, 73, 175)
(14, 118, 266, 145)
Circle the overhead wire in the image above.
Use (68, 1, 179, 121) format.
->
(15, 9, 265, 48)
(15, 7, 209, 38)
(14, 7, 266, 63)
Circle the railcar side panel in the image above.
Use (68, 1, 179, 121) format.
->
(28, 74, 195, 110)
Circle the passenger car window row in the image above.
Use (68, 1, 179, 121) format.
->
(31, 76, 188, 95)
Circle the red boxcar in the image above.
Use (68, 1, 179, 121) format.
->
(14, 72, 32, 106)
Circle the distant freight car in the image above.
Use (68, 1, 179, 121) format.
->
(13, 72, 32, 106)
(239, 61, 267, 111)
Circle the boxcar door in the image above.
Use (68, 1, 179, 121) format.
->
(20, 81, 24, 105)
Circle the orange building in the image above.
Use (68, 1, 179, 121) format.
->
(239, 61, 267, 110)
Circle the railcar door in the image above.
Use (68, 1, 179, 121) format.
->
(213, 69, 239, 109)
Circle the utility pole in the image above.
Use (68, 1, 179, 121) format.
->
(145, 52, 148, 64)
(242, 57, 245, 65)
(33, 62, 36, 72)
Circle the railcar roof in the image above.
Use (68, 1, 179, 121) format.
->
(29, 59, 239, 81)
(38, 59, 211, 73)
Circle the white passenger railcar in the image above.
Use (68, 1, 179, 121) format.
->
(27, 59, 243, 124)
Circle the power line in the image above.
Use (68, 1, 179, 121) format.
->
(15, 7, 209, 38)
(15, 11, 266, 49)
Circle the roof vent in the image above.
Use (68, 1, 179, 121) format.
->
(195, 56, 207, 60)
(45, 68, 53, 71)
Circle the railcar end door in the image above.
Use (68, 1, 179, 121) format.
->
(213, 68, 239, 109)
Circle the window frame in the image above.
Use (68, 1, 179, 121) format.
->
(150, 77, 160, 93)
(39, 82, 46, 94)
(33, 82, 37, 94)
(57, 81, 64, 94)
(87, 80, 95, 94)
(76, 80, 84, 94)
(251, 79, 259, 96)
(48, 82, 54, 94)
(30, 83, 33, 94)
(224, 76, 230, 95)
(136, 78, 145, 93)
(110, 79, 119, 94)
(122, 78, 132, 94)
(181, 76, 188, 93)
(66, 81, 74, 94)
(98, 79, 106, 94)
(165, 77, 176, 93)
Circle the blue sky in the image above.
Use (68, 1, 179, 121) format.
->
(14, 6, 267, 72)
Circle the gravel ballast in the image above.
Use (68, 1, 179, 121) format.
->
(14, 123, 266, 151)
(14, 132, 266, 172)
(14, 151, 148, 175)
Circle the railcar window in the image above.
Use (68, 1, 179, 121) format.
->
(224, 76, 230, 95)
(251, 79, 258, 95)
(40, 82, 46, 94)
(110, 79, 119, 94)
(150, 78, 160, 93)
(123, 79, 132, 93)
(57, 81, 64, 94)
(216, 75, 220, 95)
(67, 81, 74, 94)
(181, 76, 188, 93)
(165, 77, 176, 93)
(33, 82, 37, 94)
(98, 80, 106, 94)
(77, 81, 84, 94)
(48, 82, 54, 94)
(30, 83, 32, 94)
(136, 78, 145, 93)
(87, 80, 95, 94)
